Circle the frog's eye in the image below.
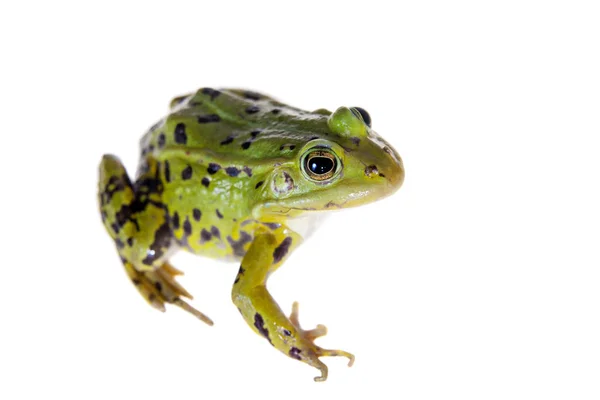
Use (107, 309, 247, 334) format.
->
(351, 107, 372, 128)
(301, 149, 340, 182)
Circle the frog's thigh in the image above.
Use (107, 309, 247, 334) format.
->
(231, 228, 353, 382)
(98, 155, 212, 324)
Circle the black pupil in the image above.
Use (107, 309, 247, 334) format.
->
(308, 157, 334, 175)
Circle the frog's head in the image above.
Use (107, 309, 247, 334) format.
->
(255, 106, 404, 217)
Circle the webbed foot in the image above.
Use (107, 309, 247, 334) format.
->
(123, 260, 213, 325)
(288, 302, 355, 382)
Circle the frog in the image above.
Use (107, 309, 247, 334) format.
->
(98, 88, 404, 382)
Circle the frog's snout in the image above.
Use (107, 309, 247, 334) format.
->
(363, 142, 404, 196)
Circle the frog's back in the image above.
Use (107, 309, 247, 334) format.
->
(139, 88, 332, 164)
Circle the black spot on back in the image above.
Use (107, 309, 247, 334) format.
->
(197, 114, 221, 123)
(216, 209, 223, 219)
(241, 141, 251, 150)
(174, 123, 187, 144)
(207, 163, 221, 174)
(157, 133, 166, 148)
(181, 165, 193, 180)
(225, 167, 240, 177)
(243, 91, 261, 100)
(220, 136, 234, 145)
(255, 181, 264, 189)
(193, 208, 202, 221)
(201, 177, 210, 187)
(201, 87, 221, 100)
(245, 105, 260, 114)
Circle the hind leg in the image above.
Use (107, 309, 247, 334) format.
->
(98, 154, 212, 325)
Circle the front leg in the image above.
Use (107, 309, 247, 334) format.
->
(231, 226, 354, 382)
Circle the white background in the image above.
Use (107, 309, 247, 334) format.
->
(1, 1, 599, 399)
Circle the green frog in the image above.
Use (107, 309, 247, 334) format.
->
(98, 88, 404, 381)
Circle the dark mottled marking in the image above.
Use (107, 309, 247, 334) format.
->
(171, 212, 180, 229)
(201, 87, 221, 100)
(164, 160, 171, 182)
(197, 114, 221, 123)
(111, 222, 120, 233)
(200, 229, 212, 243)
(100, 211, 108, 222)
(283, 329, 292, 336)
(243, 166, 252, 176)
(379, 173, 386, 178)
(243, 91, 261, 100)
(174, 123, 187, 144)
(365, 165, 379, 177)
(101, 175, 127, 205)
(148, 293, 156, 302)
(142, 223, 172, 265)
(271, 108, 281, 114)
(132, 278, 141, 286)
(216, 209, 223, 219)
(241, 141, 251, 150)
(207, 163, 221, 174)
(273, 237, 292, 264)
(201, 177, 210, 187)
(225, 167, 240, 177)
(157, 133, 166, 148)
(220, 136, 234, 145)
(289, 347, 302, 360)
(127, 237, 134, 247)
(255, 181, 264, 189)
(148, 145, 154, 152)
(119, 256, 128, 264)
(154, 282, 162, 292)
(262, 222, 281, 230)
(245, 105, 260, 114)
(209, 226, 220, 239)
(325, 201, 341, 209)
(115, 238, 125, 249)
(227, 231, 252, 257)
(181, 165, 193, 180)
(234, 265, 245, 284)
(253, 313, 271, 343)
(183, 218, 192, 236)
(192, 208, 202, 221)
(351, 137, 361, 146)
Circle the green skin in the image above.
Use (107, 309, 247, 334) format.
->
(98, 88, 404, 382)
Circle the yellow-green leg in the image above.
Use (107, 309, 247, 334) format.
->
(231, 226, 354, 382)
(98, 154, 212, 325)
